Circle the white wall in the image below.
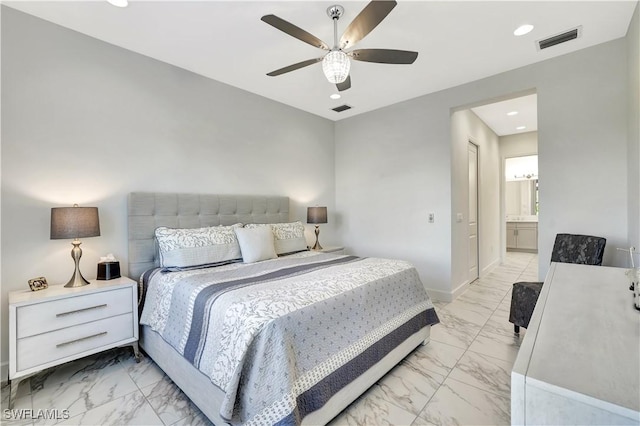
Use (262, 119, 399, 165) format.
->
(0, 8, 336, 375)
(450, 109, 500, 299)
(628, 3, 640, 253)
(500, 131, 538, 159)
(336, 38, 630, 301)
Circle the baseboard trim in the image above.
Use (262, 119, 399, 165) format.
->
(425, 287, 453, 303)
(481, 258, 501, 276)
(452, 279, 471, 300)
(427, 257, 502, 303)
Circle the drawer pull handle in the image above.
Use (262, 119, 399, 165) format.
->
(56, 332, 107, 348)
(56, 304, 107, 317)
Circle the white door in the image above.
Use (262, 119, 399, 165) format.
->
(468, 142, 479, 282)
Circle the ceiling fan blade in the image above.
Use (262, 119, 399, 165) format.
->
(339, 1, 397, 49)
(336, 75, 351, 92)
(266, 58, 323, 77)
(350, 49, 418, 64)
(261, 15, 330, 50)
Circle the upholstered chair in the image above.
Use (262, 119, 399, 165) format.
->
(509, 233, 606, 333)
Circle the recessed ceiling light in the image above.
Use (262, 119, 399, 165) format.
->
(514, 24, 534, 36)
(107, 0, 128, 7)
(516, 126, 527, 130)
(507, 111, 519, 116)
(330, 94, 341, 100)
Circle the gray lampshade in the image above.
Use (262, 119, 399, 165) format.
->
(307, 206, 328, 224)
(50, 206, 100, 240)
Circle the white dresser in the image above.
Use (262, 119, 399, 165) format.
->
(8, 277, 139, 408)
(512, 263, 640, 425)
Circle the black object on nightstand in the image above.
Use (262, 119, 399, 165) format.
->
(97, 261, 121, 280)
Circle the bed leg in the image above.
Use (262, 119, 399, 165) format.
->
(132, 342, 141, 363)
(421, 326, 431, 346)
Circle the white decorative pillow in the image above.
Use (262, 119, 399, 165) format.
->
(245, 221, 308, 255)
(234, 226, 277, 263)
(155, 224, 243, 269)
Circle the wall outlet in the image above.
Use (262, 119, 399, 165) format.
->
(456, 213, 463, 223)
(428, 213, 434, 223)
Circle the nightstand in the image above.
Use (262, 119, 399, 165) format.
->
(314, 246, 345, 255)
(8, 277, 140, 408)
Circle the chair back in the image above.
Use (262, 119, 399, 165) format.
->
(550, 233, 606, 266)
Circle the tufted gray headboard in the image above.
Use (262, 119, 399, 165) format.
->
(127, 192, 290, 281)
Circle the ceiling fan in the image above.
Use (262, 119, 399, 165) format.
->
(261, 1, 418, 92)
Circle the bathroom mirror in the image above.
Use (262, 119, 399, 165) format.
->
(506, 180, 538, 216)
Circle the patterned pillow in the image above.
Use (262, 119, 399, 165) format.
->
(245, 221, 308, 255)
(155, 224, 243, 269)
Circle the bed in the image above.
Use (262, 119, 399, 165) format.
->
(128, 192, 439, 425)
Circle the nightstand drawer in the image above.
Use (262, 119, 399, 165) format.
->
(16, 312, 134, 372)
(17, 287, 133, 338)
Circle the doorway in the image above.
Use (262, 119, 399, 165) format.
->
(468, 141, 479, 282)
(469, 92, 538, 262)
(505, 154, 539, 253)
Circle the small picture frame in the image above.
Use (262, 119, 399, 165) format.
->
(28, 276, 48, 292)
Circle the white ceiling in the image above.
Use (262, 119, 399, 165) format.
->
(4, 1, 637, 121)
(472, 94, 538, 136)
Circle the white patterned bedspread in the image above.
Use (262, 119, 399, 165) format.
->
(139, 251, 439, 425)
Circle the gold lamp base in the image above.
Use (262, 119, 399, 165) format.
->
(64, 239, 91, 288)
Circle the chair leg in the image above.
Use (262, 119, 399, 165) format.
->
(514, 325, 520, 334)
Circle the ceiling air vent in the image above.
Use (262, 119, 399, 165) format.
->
(537, 26, 582, 51)
(332, 104, 352, 113)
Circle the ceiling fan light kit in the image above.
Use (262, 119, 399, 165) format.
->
(323, 5, 349, 84)
(262, 0, 418, 93)
(322, 50, 350, 84)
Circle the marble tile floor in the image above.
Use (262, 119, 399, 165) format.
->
(1, 252, 538, 426)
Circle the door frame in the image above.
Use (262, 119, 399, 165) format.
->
(468, 139, 480, 283)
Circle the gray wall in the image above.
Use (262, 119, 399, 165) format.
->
(0, 8, 335, 372)
(336, 38, 630, 300)
(335, 95, 454, 298)
(628, 3, 640, 253)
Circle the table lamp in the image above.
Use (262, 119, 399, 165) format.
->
(307, 206, 327, 250)
(50, 204, 100, 287)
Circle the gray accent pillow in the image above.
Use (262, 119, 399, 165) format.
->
(155, 224, 243, 268)
(245, 221, 308, 255)
(234, 226, 278, 263)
